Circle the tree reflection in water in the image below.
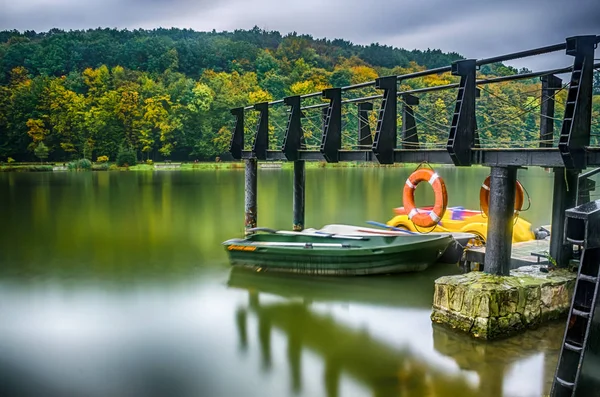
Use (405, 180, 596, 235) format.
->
(229, 266, 564, 397)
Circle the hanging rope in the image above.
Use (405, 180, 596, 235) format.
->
(519, 179, 532, 212)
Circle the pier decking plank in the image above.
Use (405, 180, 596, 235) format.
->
(465, 238, 552, 270)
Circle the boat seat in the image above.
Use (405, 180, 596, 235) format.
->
(450, 207, 466, 221)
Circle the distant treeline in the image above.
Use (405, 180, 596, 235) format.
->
(0, 27, 595, 162)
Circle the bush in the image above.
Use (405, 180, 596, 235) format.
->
(92, 163, 109, 171)
(146, 159, 153, 165)
(108, 164, 119, 171)
(116, 148, 137, 167)
(97, 155, 109, 163)
(78, 158, 92, 169)
(7, 157, 15, 164)
(67, 158, 92, 171)
(29, 165, 53, 172)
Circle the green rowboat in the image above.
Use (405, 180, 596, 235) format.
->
(223, 231, 454, 276)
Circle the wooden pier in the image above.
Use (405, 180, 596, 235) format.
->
(464, 238, 552, 271)
(230, 34, 600, 275)
(228, 34, 600, 396)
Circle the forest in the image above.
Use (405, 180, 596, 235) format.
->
(0, 27, 598, 162)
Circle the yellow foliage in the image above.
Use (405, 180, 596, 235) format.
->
(289, 78, 330, 95)
(407, 61, 426, 73)
(97, 155, 109, 163)
(422, 73, 452, 87)
(26, 119, 48, 145)
(9, 66, 30, 86)
(337, 56, 369, 69)
(248, 89, 272, 104)
(60, 143, 77, 153)
(82, 65, 110, 92)
(290, 80, 318, 95)
(213, 126, 232, 153)
(350, 66, 378, 85)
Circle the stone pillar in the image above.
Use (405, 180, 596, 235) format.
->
(244, 158, 257, 235)
(484, 167, 518, 276)
(293, 160, 305, 231)
(549, 168, 578, 267)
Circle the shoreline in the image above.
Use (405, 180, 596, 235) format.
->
(0, 161, 477, 172)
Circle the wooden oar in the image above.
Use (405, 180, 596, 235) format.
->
(365, 220, 417, 235)
(247, 227, 365, 240)
(247, 241, 353, 248)
(276, 230, 366, 240)
(246, 227, 278, 234)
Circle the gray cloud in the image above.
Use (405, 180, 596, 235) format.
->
(0, 0, 219, 32)
(0, 0, 598, 70)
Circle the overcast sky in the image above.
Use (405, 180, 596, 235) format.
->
(0, 0, 598, 71)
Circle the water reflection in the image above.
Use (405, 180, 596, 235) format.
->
(227, 263, 462, 309)
(0, 168, 555, 281)
(228, 266, 565, 397)
(0, 169, 561, 397)
(433, 322, 564, 396)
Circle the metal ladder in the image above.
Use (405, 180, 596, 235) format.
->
(551, 199, 600, 396)
(557, 59, 582, 164)
(446, 81, 464, 153)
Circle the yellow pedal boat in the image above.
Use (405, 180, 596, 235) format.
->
(386, 206, 537, 244)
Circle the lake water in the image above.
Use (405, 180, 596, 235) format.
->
(0, 167, 565, 397)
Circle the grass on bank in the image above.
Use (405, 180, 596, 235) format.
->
(0, 164, 54, 172)
(0, 160, 467, 172)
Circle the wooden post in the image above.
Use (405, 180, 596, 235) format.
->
(293, 160, 305, 231)
(245, 158, 257, 235)
(484, 166, 518, 276)
(357, 102, 373, 148)
(401, 93, 419, 149)
(549, 168, 578, 267)
(372, 76, 397, 164)
(539, 75, 562, 148)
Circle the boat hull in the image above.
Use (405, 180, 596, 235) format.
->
(224, 234, 453, 276)
(303, 224, 474, 264)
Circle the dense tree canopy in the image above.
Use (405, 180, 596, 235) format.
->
(0, 27, 597, 162)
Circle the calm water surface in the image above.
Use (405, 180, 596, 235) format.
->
(0, 167, 564, 397)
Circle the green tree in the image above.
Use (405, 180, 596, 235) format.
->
(34, 141, 49, 162)
(0, 27, 549, 162)
(44, 77, 87, 157)
(116, 146, 137, 166)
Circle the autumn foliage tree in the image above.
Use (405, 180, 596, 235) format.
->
(1, 27, 593, 161)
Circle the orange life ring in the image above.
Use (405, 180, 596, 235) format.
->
(479, 176, 524, 216)
(403, 168, 448, 228)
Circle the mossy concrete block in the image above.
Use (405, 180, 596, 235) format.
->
(431, 265, 576, 340)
